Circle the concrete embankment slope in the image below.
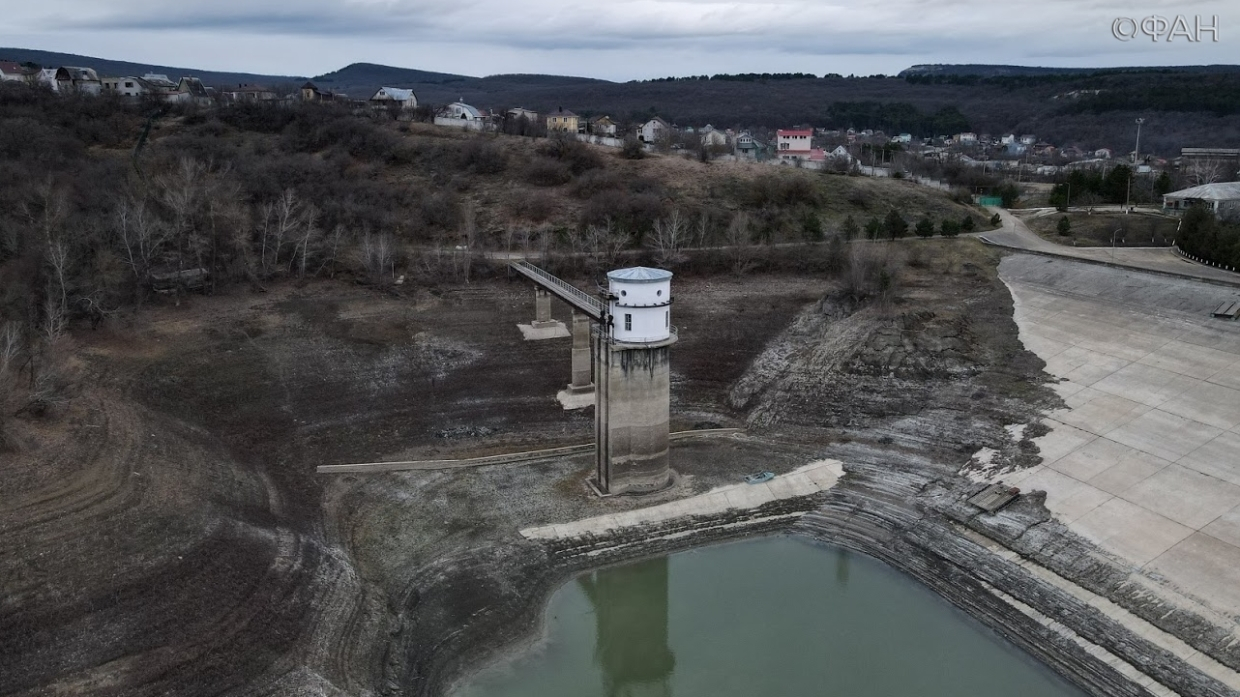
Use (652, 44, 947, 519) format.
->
(796, 460, 1240, 697)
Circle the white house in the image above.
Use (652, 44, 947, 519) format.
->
(776, 128, 813, 154)
(828, 145, 854, 162)
(590, 115, 618, 136)
(101, 76, 155, 98)
(434, 101, 487, 130)
(638, 117, 671, 143)
(369, 87, 417, 109)
(1000, 134, 1016, 145)
(1019, 134, 1037, 145)
(1095, 148, 1113, 159)
(954, 132, 977, 143)
(700, 125, 728, 147)
(0, 61, 26, 82)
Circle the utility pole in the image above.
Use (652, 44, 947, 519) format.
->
(1126, 117, 1145, 214)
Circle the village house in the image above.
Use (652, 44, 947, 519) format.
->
(301, 81, 343, 103)
(101, 76, 159, 98)
(699, 124, 728, 147)
(546, 107, 581, 133)
(36, 68, 59, 91)
(954, 132, 978, 144)
(733, 130, 769, 159)
(0, 61, 27, 82)
(221, 84, 278, 103)
(1095, 148, 1113, 159)
(638, 117, 671, 144)
(369, 87, 417, 110)
(775, 128, 828, 165)
(828, 145, 855, 162)
(55, 67, 102, 95)
(589, 115, 618, 136)
(173, 77, 213, 106)
(1019, 134, 1037, 146)
(507, 107, 539, 122)
(1162, 182, 1240, 220)
(434, 101, 487, 130)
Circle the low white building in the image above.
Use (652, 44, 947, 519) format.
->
(1163, 182, 1240, 220)
(101, 76, 154, 98)
(700, 125, 728, 147)
(434, 101, 488, 130)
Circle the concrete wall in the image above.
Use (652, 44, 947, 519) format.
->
(433, 117, 489, 131)
(594, 333, 674, 495)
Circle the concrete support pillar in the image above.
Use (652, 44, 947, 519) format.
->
(557, 311, 596, 410)
(570, 311, 592, 389)
(534, 288, 552, 324)
(593, 329, 675, 495)
(517, 287, 569, 340)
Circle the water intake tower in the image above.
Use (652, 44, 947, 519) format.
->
(509, 262, 676, 495)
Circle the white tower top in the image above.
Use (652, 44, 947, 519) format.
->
(607, 267, 673, 343)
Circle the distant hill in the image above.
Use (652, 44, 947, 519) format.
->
(309, 63, 609, 100)
(0, 48, 302, 88)
(899, 63, 1240, 78)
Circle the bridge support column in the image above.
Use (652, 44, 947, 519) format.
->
(516, 288, 569, 340)
(557, 311, 595, 410)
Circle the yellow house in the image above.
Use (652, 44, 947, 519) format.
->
(546, 106, 580, 133)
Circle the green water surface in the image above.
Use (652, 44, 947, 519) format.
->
(455, 535, 1086, 697)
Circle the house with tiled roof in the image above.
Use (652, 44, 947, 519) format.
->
(776, 128, 826, 163)
(0, 61, 28, 82)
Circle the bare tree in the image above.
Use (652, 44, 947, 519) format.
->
(648, 208, 689, 267)
(1185, 158, 1227, 186)
(585, 218, 630, 274)
(724, 213, 756, 275)
(360, 231, 394, 286)
(292, 205, 321, 279)
(116, 197, 169, 293)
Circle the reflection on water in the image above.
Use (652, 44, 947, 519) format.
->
(455, 537, 1085, 697)
(579, 558, 675, 697)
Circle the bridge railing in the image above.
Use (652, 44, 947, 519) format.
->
(510, 260, 604, 318)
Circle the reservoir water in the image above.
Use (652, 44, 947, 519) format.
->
(455, 535, 1085, 697)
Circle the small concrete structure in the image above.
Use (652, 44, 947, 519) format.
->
(594, 268, 676, 495)
(516, 288, 569, 340)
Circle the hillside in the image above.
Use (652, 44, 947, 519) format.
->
(0, 47, 302, 88)
(4, 47, 1240, 153)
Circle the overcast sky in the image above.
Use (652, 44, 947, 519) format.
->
(3, 0, 1236, 80)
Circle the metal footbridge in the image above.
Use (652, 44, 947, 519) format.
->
(509, 260, 605, 320)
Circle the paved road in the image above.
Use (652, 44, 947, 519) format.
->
(977, 207, 1240, 286)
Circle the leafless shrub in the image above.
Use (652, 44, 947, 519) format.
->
(648, 208, 689, 268)
(841, 242, 905, 306)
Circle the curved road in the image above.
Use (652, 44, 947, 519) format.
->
(978, 207, 1240, 286)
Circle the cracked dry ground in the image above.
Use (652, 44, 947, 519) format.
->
(0, 241, 1058, 696)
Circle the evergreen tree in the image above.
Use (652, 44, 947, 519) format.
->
(1057, 216, 1072, 236)
(884, 209, 908, 239)
(915, 217, 935, 238)
(841, 214, 860, 241)
(941, 219, 961, 237)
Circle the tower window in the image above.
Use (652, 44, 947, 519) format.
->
(624, 314, 632, 331)
(665, 311, 668, 328)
